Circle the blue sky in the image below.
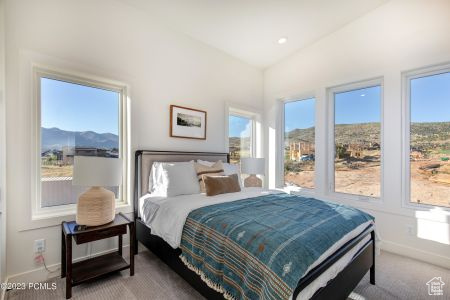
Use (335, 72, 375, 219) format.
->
(42, 72, 449, 136)
(335, 85, 381, 124)
(229, 115, 252, 137)
(284, 86, 382, 132)
(411, 72, 450, 123)
(41, 78, 119, 134)
(284, 72, 449, 131)
(285, 98, 315, 131)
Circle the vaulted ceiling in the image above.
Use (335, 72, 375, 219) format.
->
(118, 0, 389, 68)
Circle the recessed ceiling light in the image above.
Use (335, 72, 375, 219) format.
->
(360, 94, 366, 97)
(278, 37, 288, 44)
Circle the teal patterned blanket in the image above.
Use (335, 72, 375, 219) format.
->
(179, 193, 374, 300)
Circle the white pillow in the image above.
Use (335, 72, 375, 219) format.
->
(223, 163, 243, 188)
(148, 162, 167, 194)
(196, 159, 215, 167)
(149, 161, 200, 197)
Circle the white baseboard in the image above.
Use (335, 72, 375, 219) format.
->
(6, 245, 131, 285)
(381, 240, 450, 269)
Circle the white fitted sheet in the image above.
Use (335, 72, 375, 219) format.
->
(139, 189, 373, 300)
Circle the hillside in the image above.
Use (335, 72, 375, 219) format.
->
(411, 122, 450, 149)
(229, 136, 251, 149)
(285, 123, 380, 145)
(41, 127, 118, 151)
(285, 122, 450, 148)
(285, 127, 315, 144)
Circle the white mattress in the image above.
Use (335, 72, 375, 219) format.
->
(139, 188, 373, 300)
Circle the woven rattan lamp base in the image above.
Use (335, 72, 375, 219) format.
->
(76, 187, 115, 226)
(244, 174, 262, 187)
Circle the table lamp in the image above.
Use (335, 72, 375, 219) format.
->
(73, 156, 122, 226)
(241, 157, 265, 188)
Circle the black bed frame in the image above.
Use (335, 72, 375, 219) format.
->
(133, 150, 376, 300)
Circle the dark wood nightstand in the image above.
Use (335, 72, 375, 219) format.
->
(61, 213, 135, 299)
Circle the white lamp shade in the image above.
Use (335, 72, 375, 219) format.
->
(72, 156, 122, 187)
(241, 158, 265, 175)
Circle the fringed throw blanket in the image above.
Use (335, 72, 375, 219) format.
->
(179, 193, 374, 300)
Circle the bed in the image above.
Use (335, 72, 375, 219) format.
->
(133, 150, 376, 300)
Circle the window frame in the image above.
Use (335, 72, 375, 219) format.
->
(31, 66, 129, 220)
(281, 96, 317, 194)
(401, 63, 450, 211)
(327, 77, 384, 202)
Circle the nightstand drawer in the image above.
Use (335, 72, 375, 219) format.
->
(74, 225, 127, 244)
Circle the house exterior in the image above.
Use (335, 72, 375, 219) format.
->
(289, 141, 314, 161)
(62, 146, 75, 165)
(347, 144, 363, 159)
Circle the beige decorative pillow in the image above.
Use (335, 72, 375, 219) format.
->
(203, 174, 242, 196)
(194, 161, 224, 192)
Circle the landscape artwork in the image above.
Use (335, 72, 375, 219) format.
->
(177, 113, 201, 128)
(170, 105, 206, 139)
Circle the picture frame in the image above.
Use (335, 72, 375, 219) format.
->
(170, 105, 207, 140)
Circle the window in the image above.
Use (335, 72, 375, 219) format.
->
(284, 98, 315, 189)
(228, 114, 253, 164)
(36, 69, 127, 210)
(405, 68, 450, 208)
(329, 80, 382, 198)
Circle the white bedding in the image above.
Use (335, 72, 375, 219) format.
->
(139, 188, 373, 300)
(139, 188, 277, 248)
(294, 234, 371, 300)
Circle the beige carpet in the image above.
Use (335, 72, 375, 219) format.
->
(6, 250, 450, 300)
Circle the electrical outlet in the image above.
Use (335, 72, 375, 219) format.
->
(34, 239, 45, 253)
(406, 225, 414, 236)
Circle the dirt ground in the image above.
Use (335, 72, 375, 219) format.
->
(41, 165, 73, 178)
(285, 171, 315, 189)
(284, 165, 381, 197)
(410, 160, 450, 208)
(285, 160, 450, 208)
(334, 164, 381, 198)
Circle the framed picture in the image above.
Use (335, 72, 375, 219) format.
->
(170, 105, 207, 139)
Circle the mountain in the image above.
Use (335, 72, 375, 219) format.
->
(285, 122, 450, 148)
(41, 127, 119, 151)
(285, 123, 380, 146)
(334, 123, 380, 145)
(285, 127, 315, 144)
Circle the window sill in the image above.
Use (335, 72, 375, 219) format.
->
(304, 192, 449, 224)
(20, 202, 133, 232)
(402, 201, 450, 217)
(326, 192, 382, 204)
(283, 186, 315, 197)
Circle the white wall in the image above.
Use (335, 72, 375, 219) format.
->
(5, 0, 263, 281)
(0, 0, 6, 286)
(264, 0, 450, 267)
